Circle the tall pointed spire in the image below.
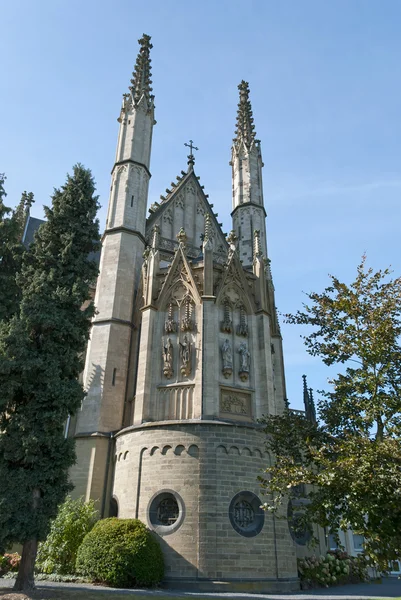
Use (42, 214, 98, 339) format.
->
(302, 375, 317, 424)
(233, 81, 256, 149)
(129, 34, 153, 105)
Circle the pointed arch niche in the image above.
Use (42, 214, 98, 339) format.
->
(218, 286, 252, 389)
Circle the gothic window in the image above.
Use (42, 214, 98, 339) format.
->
(148, 490, 185, 536)
(228, 491, 264, 537)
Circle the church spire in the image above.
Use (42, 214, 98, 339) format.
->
(234, 80, 256, 149)
(230, 80, 266, 266)
(129, 34, 153, 105)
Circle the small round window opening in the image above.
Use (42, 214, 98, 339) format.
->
(148, 490, 185, 536)
(229, 491, 264, 537)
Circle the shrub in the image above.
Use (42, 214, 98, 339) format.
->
(0, 555, 10, 577)
(298, 550, 369, 589)
(36, 496, 98, 575)
(4, 553, 20, 571)
(75, 518, 164, 588)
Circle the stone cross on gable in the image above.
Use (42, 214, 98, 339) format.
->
(184, 139, 199, 155)
(184, 139, 199, 168)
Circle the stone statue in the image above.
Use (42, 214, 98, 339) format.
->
(179, 335, 191, 376)
(238, 342, 250, 381)
(163, 338, 174, 379)
(221, 338, 233, 378)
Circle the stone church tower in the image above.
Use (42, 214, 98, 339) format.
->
(70, 34, 299, 592)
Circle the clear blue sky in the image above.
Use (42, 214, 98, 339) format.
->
(1, 0, 401, 410)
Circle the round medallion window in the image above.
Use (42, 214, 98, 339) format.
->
(229, 491, 264, 537)
(148, 490, 185, 535)
(287, 500, 312, 546)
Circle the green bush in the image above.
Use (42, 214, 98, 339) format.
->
(298, 550, 369, 589)
(75, 518, 164, 588)
(36, 496, 98, 575)
(0, 555, 10, 577)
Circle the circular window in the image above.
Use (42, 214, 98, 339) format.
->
(229, 491, 264, 537)
(147, 490, 185, 536)
(287, 500, 312, 546)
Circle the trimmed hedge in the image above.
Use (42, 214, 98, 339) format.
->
(75, 518, 164, 588)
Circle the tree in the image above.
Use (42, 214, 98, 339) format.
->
(0, 165, 100, 592)
(259, 257, 401, 570)
(0, 173, 34, 322)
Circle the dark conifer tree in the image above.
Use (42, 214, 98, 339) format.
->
(0, 165, 100, 592)
(0, 175, 34, 322)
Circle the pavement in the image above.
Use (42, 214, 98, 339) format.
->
(1, 576, 401, 599)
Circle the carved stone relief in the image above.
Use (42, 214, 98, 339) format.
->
(220, 389, 251, 420)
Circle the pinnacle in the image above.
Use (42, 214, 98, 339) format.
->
(129, 34, 153, 105)
(233, 80, 256, 149)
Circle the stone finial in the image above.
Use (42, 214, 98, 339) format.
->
(204, 213, 212, 243)
(151, 224, 160, 249)
(226, 230, 238, 256)
(129, 34, 154, 105)
(253, 229, 263, 259)
(176, 227, 187, 249)
(233, 80, 256, 149)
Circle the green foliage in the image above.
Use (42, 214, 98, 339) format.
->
(36, 496, 98, 575)
(0, 164, 100, 554)
(298, 550, 368, 589)
(260, 258, 401, 570)
(0, 173, 34, 322)
(76, 518, 164, 588)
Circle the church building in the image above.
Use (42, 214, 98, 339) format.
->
(66, 34, 299, 592)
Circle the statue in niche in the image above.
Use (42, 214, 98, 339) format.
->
(221, 338, 233, 378)
(238, 342, 250, 381)
(163, 338, 174, 379)
(181, 295, 194, 332)
(165, 303, 177, 333)
(220, 299, 232, 333)
(236, 305, 248, 337)
(179, 335, 191, 376)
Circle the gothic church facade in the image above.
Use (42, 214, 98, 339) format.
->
(69, 34, 299, 592)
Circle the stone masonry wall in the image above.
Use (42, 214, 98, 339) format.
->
(112, 421, 298, 585)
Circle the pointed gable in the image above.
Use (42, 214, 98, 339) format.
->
(156, 242, 201, 309)
(215, 249, 257, 313)
(146, 167, 228, 260)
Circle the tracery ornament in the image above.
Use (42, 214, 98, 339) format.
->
(238, 341, 250, 381)
(181, 295, 194, 332)
(233, 500, 255, 528)
(179, 335, 191, 376)
(220, 299, 233, 333)
(236, 304, 248, 337)
(162, 338, 174, 379)
(165, 303, 177, 334)
(221, 338, 233, 378)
